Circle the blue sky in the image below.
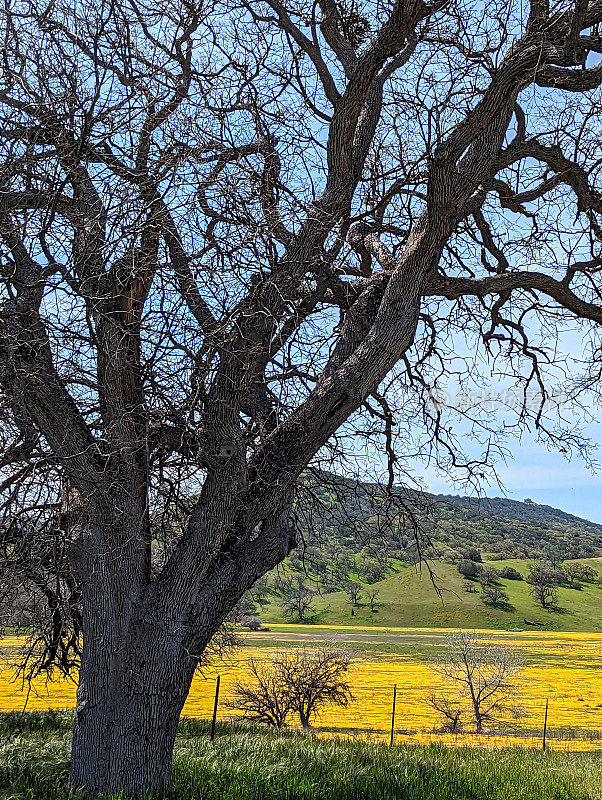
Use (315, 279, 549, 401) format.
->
(421, 438, 602, 524)
(411, 322, 602, 523)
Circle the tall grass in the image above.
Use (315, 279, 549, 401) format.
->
(1, 712, 601, 799)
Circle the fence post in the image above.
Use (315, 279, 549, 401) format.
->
(210, 675, 221, 742)
(390, 684, 397, 746)
(542, 697, 549, 752)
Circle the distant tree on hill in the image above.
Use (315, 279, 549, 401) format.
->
(280, 582, 317, 622)
(563, 562, 598, 587)
(457, 559, 479, 579)
(345, 581, 363, 606)
(287, 552, 304, 572)
(542, 545, 567, 571)
(431, 632, 524, 733)
(463, 581, 478, 593)
(481, 585, 510, 609)
(359, 556, 387, 584)
(310, 560, 331, 586)
(367, 588, 380, 612)
(477, 567, 499, 587)
(332, 550, 354, 585)
(526, 563, 560, 609)
(498, 566, 523, 581)
(273, 574, 294, 596)
(250, 576, 270, 604)
(463, 548, 483, 564)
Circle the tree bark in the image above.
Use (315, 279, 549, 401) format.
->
(67, 510, 205, 798)
(70, 614, 199, 796)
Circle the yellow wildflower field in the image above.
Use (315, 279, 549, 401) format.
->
(1, 629, 601, 750)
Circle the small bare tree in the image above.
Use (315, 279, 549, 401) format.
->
(367, 588, 380, 611)
(226, 657, 291, 728)
(279, 645, 355, 728)
(345, 581, 363, 606)
(426, 693, 463, 733)
(431, 632, 524, 733)
(229, 646, 354, 729)
(280, 582, 317, 622)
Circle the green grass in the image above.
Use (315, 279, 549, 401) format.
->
(259, 558, 602, 632)
(1, 712, 602, 799)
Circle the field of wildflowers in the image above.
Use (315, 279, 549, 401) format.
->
(2, 627, 601, 750)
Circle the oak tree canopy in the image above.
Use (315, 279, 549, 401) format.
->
(1, 0, 602, 795)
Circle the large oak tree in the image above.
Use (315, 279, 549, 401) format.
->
(2, 0, 602, 794)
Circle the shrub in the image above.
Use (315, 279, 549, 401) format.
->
(227, 647, 354, 729)
(498, 566, 522, 580)
(457, 559, 479, 578)
(241, 615, 263, 631)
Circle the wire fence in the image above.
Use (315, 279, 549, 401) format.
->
(195, 671, 602, 753)
(2, 635, 602, 752)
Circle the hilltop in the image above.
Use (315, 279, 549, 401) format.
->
(297, 473, 602, 562)
(413, 491, 602, 560)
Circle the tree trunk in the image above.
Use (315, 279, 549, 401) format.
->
(70, 610, 199, 797)
(66, 487, 292, 797)
(71, 685, 185, 797)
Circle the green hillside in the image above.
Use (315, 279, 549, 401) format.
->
(256, 557, 602, 632)
(298, 472, 602, 562)
(242, 474, 602, 632)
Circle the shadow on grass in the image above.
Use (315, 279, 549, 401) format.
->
(482, 601, 516, 612)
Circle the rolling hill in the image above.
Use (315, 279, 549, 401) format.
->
(247, 474, 602, 632)
(257, 557, 602, 632)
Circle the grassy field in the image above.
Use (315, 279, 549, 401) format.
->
(258, 558, 602, 631)
(2, 712, 602, 800)
(2, 629, 602, 749)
